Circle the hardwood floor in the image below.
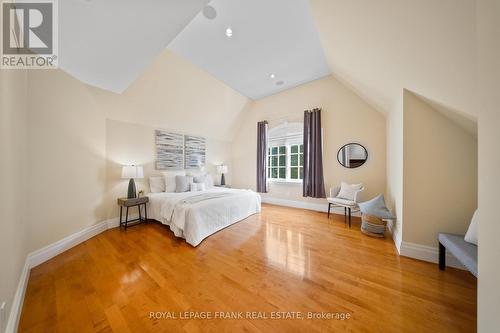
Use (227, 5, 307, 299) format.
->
(18, 204, 477, 332)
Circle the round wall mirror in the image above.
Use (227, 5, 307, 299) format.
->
(337, 143, 368, 168)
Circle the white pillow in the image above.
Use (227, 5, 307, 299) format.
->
(149, 176, 165, 193)
(337, 182, 363, 201)
(175, 175, 193, 193)
(162, 170, 186, 192)
(197, 183, 206, 191)
(194, 174, 214, 189)
(464, 209, 478, 245)
(189, 182, 198, 192)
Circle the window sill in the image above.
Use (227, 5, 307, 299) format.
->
(268, 180, 303, 185)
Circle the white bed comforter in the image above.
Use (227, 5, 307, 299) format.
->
(148, 187, 261, 246)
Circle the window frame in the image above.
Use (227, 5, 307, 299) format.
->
(267, 143, 304, 184)
(267, 145, 287, 180)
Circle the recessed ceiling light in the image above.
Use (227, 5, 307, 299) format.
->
(276, 80, 284, 86)
(270, 74, 275, 79)
(202, 5, 217, 20)
(225, 27, 233, 38)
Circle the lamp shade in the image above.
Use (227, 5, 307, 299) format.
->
(121, 165, 144, 179)
(217, 165, 228, 174)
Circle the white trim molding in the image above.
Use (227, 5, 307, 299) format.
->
(261, 196, 361, 217)
(5, 259, 30, 333)
(5, 215, 134, 333)
(28, 221, 108, 268)
(400, 241, 466, 270)
(386, 220, 402, 253)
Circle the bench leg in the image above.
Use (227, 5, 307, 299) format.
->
(439, 242, 446, 270)
(327, 203, 331, 218)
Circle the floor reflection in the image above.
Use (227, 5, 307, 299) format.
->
(265, 223, 310, 278)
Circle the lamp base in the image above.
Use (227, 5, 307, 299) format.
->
(127, 178, 137, 199)
(220, 173, 226, 186)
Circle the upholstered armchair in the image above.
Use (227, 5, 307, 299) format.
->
(327, 183, 365, 227)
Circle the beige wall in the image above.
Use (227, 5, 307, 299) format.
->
(25, 49, 248, 252)
(477, 0, 500, 331)
(0, 69, 29, 328)
(231, 75, 386, 207)
(27, 69, 108, 253)
(104, 119, 232, 219)
(402, 90, 477, 247)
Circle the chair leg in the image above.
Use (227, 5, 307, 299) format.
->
(328, 203, 331, 218)
(439, 242, 446, 270)
(344, 207, 347, 225)
(348, 208, 352, 228)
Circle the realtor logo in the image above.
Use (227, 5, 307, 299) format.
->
(1, 0, 58, 68)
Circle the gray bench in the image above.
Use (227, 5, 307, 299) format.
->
(438, 233, 477, 277)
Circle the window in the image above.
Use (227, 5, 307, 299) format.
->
(267, 122, 304, 183)
(268, 146, 286, 179)
(289, 144, 304, 180)
(267, 144, 304, 182)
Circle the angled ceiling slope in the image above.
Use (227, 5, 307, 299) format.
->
(310, 0, 476, 116)
(59, 0, 210, 94)
(169, 0, 330, 100)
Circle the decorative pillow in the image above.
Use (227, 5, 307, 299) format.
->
(189, 182, 198, 192)
(197, 183, 206, 191)
(358, 194, 395, 220)
(204, 174, 214, 188)
(162, 170, 186, 192)
(464, 209, 478, 245)
(337, 182, 363, 201)
(149, 176, 165, 193)
(194, 174, 214, 188)
(175, 175, 193, 193)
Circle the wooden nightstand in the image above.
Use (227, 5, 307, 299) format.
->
(117, 196, 149, 230)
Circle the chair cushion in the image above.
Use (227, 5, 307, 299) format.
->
(327, 197, 357, 207)
(358, 194, 395, 219)
(337, 182, 363, 201)
(438, 233, 478, 277)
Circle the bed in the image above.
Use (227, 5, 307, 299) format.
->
(148, 187, 261, 246)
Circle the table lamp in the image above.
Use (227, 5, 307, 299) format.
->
(217, 164, 228, 186)
(121, 165, 144, 198)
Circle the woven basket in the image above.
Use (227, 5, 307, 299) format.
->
(361, 214, 386, 238)
(362, 214, 386, 226)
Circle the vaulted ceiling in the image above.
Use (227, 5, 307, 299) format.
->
(59, 0, 209, 93)
(309, 0, 477, 117)
(168, 0, 330, 99)
(58, 0, 478, 119)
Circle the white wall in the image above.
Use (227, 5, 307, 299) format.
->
(0, 69, 28, 330)
(477, 0, 500, 331)
(231, 75, 386, 208)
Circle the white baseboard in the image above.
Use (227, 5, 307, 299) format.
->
(28, 220, 108, 268)
(261, 196, 361, 217)
(386, 220, 402, 254)
(5, 259, 30, 333)
(400, 241, 466, 270)
(6, 214, 138, 333)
